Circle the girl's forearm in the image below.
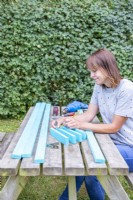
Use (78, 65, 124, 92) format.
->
(79, 122, 117, 134)
(74, 112, 95, 123)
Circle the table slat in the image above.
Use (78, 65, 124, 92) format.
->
(92, 116, 129, 175)
(64, 143, 85, 175)
(20, 107, 43, 176)
(0, 132, 6, 142)
(43, 135, 62, 175)
(95, 134, 129, 175)
(0, 108, 33, 176)
(0, 133, 14, 159)
(81, 140, 107, 175)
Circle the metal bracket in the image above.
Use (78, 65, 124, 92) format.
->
(46, 142, 59, 149)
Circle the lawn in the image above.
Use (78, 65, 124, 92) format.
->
(0, 119, 133, 200)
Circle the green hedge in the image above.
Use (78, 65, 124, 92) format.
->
(0, 0, 133, 118)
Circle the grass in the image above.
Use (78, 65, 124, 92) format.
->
(17, 176, 90, 200)
(0, 119, 133, 200)
(0, 118, 22, 133)
(18, 176, 68, 200)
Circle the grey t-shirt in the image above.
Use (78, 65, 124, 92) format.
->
(90, 79, 133, 146)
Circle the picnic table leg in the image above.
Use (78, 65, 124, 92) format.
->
(97, 175, 130, 200)
(68, 176, 77, 200)
(0, 175, 29, 200)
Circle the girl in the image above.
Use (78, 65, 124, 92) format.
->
(52, 49, 133, 200)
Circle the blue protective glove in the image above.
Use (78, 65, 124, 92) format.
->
(63, 101, 88, 114)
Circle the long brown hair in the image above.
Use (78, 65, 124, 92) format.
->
(86, 49, 122, 87)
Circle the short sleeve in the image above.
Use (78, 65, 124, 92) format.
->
(115, 88, 133, 117)
(90, 84, 98, 105)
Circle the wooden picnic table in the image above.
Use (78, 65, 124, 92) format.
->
(0, 106, 132, 200)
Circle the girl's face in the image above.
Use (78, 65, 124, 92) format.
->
(89, 68, 111, 87)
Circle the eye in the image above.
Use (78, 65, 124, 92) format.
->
(91, 69, 97, 73)
(87, 68, 97, 74)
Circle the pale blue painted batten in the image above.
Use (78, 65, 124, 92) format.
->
(77, 109, 84, 114)
(11, 103, 42, 159)
(74, 129, 87, 140)
(34, 104, 51, 164)
(57, 128, 77, 144)
(62, 126, 82, 142)
(21, 103, 46, 158)
(50, 128, 69, 145)
(86, 131, 105, 163)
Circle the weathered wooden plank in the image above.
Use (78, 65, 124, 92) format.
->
(20, 160, 40, 176)
(34, 104, 51, 164)
(92, 117, 129, 175)
(98, 175, 130, 200)
(64, 143, 85, 175)
(11, 103, 42, 159)
(0, 108, 33, 176)
(22, 103, 45, 158)
(125, 173, 133, 190)
(0, 133, 6, 142)
(0, 133, 14, 159)
(42, 135, 62, 175)
(19, 120, 41, 176)
(86, 131, 105, 163)
(19, 155, 40, 176)
(42, 107, 62, 175)
(0, 176, 29, 200)
(95, 134, 129, 175)
(81, 140, 107, 175)
(20, 106, 61, 176)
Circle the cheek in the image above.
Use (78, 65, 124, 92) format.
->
(98, 72, 106, 79)
(96, 71, 101, 77)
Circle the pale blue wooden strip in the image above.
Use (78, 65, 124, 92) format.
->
(57, 128, 76, 144)
(11, 103, 42, 159)
(77, 109, 84, 114)
(74, 129, 87, 140)
(34, 104, 51, 164)
(86, 131, 105, 163)
(22, 103, 46, 158)
(61, 126, 82, 142)
(50, 128, 69, 145)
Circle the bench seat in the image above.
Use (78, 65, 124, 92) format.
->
(125, 173, 133, 190)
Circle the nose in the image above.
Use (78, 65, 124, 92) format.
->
(90, 71, 95, 78)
